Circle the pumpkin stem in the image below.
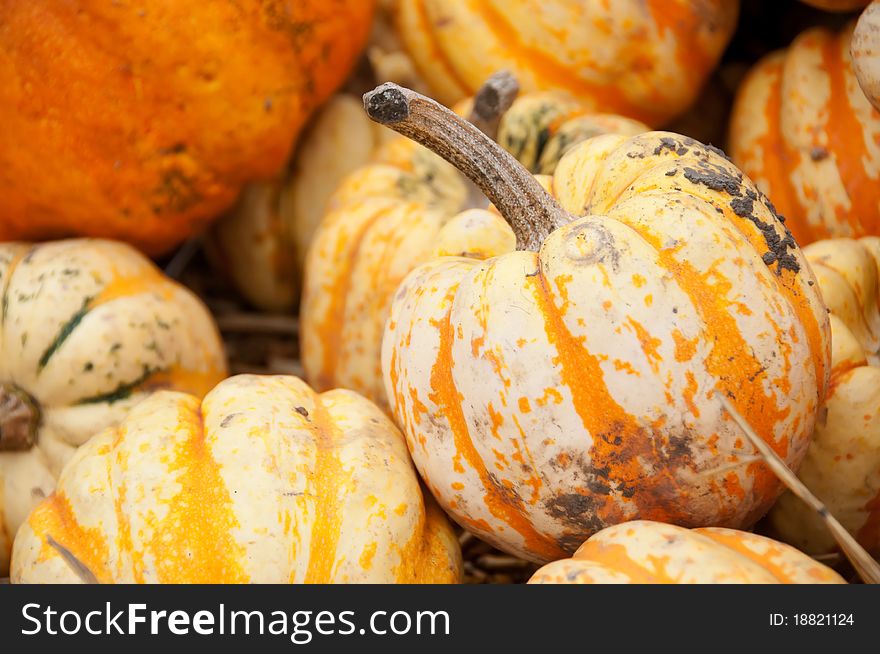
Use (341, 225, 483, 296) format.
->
(467, 70, 520, 140)
(0, 383, 40, 452)
(364, 82, 572, 251)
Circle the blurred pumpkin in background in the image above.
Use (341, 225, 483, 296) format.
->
(730, 20, 880, 244)
(0, 1, 375, 255)
(0, 239, 226, 576)
(392, 0, 739, 126)
(767, 237, 880, 556)
(799, 0, 870, 11)
(528, 521, 846, 583)
(11, 375, 461, 584)
(853, 1, 880, 110)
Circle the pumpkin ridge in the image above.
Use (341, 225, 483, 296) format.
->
(409, 0, 472, 99)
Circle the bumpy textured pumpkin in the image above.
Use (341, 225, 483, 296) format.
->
(369, 84, 830, 562)
(392, 0, 739, 126)
(528, 521, 845, 583)
(301, 89, 647, 411)
(730, 21, 880, 245)
(208, 95, 396, 311)
(767, 237, 880, 555)
(853, 1, 880, 110)
(0, 239, 226, 576)
(12, 375, 461, 584)
(0, 1, 375, 255)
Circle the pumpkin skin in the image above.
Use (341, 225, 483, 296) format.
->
(0, 239, 226, 575)
(392, 0, 739, 126)
(528, 521, 845, 583)
(207, 95, 396, 311)
(853, 1, 880, 111)
(729, 21, 880, 245)
(301, 95, 647, 411)
(799, 0, 870, 11)
(382, 131, 830, 563)
(0, 1, 375, 255)
(11, 375, 462, 584)
(767, 237, 880, 555)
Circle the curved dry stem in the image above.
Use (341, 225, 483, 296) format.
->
(364, 82, 572, 252)
(0, 383, 40, 451)
(468, 70, 520, 140)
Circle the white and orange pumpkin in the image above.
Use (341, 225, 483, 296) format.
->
(853, 1, 880, 110)
(370, 84, 830, 562)
(528, 520, 845, 583)
(11, 375, 461, 584)
(0, 239, 226, 575)
(730, 20, 880, 244)
(767, 237, 880, 555)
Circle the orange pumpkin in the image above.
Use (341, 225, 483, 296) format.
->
(392, 0, 739, 126)
(370, 84, 829, 562)
(0, 1, 375, 255)
(528, 521, 845, 584)
(730, 21, 880, 245)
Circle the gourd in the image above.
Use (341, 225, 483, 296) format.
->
(11, 375, 462, 584)
(301, 82, 647, 411)
(369, 83, 830, 563)
(391, 0, 739, 126)
(528, 520, 845, 583)
(853, 1, 880, 110)
(0, 1, 375, 255)
(0, 239, 226, 575)
(799, 0, 870, 11)
(730, 20, 880, 244)
(767, 237, 880, 555)
(207, 95, 396, 311)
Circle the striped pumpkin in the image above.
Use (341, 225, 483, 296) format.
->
(730, 21, 880, 245)
(369, 84, 830, 563)
(528, 521, 845, 584)
(301, 91, 647, 412)
(11, 375, 461, 584)
(767, 237, 880, 555)
(853, 1, 880, 111)
(392, 0, 739, 126)
(0, 239, 226, 575)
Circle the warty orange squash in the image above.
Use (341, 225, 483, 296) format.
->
(11, 375, 461, 584)
(730, 20, 880, 244)
(369, 83, 830, 562)
(528, 520, 845, 583)
(767, 237, 880, 555)
(392, 0, 739, 126)
(0, 1, 375, 255)
(0, 239, 226, 576)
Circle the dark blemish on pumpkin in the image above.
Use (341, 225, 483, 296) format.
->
(808, 280, 814, 286)
(546, 492, 595, 521)
(83, 362, 94, 372)
(153, 169, 201, 214)
(706, 143, 732, 161)
(220, 413, 239, 428)
(264, 98, 273, 112)
(159, 143, 187, 155)
(295, 406, 309, 418)
(38, 296, 93, 371)
(682, 165, 742, 195)
(748, 365, 767, 382)
(810, 147, 829, 162)
(665, 169, 677, 176)
(110, 343, 122, 353)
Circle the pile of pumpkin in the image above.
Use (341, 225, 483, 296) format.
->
(1, 0, 879, 585)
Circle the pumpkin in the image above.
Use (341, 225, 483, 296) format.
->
(528, 520, 845, 583)
(301, 86, 647, 411)
(369, 83, 830, 563)
(799, 0, 870, 11)
(11, 375, 462, 584)
(0, 1, 375, 255)
(853, 1, 880, 111)
(392, 0, 739, 126)
(0, 239, 226, 576)
(207, 94, 396, 311)
(729, 20, 880, 245)
(766, 237, 880, 555)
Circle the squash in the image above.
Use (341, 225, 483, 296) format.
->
(392, 0, 739, 126)
(729, 21, 880, 245)
(369, 83, 830, 563)
(767, 237, 880, 555)
(207, 95, 396, 311)
(301, 86, 647, 411)
(0, 239, 226, 576)
(799, 0, 870, 11)
(11, 375, 462, 584)
(0, 1, 375, 255)
(528, 520, 845, 583)
(853, 1, 880, 111)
